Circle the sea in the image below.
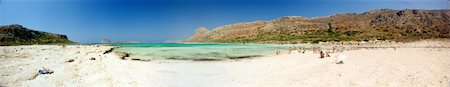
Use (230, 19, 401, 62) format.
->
(111, 43, 315, 60)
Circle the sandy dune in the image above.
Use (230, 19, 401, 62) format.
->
(1, 43, 450, 87)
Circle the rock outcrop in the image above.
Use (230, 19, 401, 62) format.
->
(0, 24, 74, 46)
(187, 9, 450, 43)
(114, 52, 130, 60)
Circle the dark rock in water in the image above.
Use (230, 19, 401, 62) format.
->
(103, 47, 115, 54)
(166, 57, 192, 60)
(131, 58, 150, 62)
(114, 52, 130, 60)
(192, 58, 223, 61)
(0, 24, 75, 46)
(191, 52, 228, 58)
(227, 55, 263, 59)
(209, 52, 222, 55)
(165, 56, 223, 61)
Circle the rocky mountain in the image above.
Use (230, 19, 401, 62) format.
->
(0, 24, 74, 46)
(187, 9, 450, 43)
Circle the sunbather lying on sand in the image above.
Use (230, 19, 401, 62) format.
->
(38, 67, 54, 75)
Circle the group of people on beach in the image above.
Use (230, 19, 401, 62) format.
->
(277, 46, 346, 64)
(288, 47, 306, 54)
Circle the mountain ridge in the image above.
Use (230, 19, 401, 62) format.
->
(187, 9, 450, 43)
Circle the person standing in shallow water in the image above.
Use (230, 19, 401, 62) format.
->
(288, 47, 293, 54)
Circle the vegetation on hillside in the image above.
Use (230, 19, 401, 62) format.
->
(0, 24, 75, 46)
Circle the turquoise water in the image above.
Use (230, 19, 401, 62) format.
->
(112, 43, 299, 60)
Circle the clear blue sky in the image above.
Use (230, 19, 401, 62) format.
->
(0, 0, 448, 43)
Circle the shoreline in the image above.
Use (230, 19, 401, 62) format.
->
(112, 39, 450, 61)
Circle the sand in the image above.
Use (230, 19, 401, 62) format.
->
(1, 41, 450, 87)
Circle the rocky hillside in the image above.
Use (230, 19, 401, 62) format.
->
(0, 24, 74, 46)
(187, 9, 450, 43)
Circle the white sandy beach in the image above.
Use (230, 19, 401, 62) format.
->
(1, 41, 450, 87)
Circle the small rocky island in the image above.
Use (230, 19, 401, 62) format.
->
(0, 24, 74, 46)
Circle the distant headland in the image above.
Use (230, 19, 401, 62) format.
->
(0, 24, 74, 46)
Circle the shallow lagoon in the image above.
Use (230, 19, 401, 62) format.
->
(112, 43, 307, 60)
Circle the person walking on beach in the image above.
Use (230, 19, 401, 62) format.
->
(276, 50, 281, 55)
(300, 47, 305, 53)
(288, 47, 293, 54)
